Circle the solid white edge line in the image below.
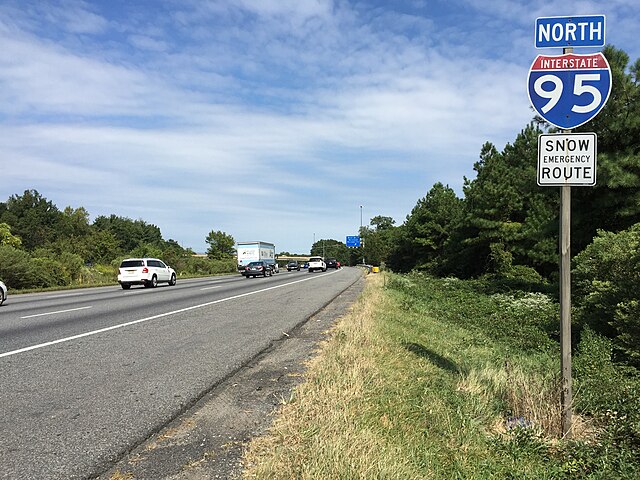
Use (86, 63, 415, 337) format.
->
(1, 270, 340, 359)
(20, 306, 93, 319)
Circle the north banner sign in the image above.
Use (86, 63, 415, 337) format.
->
(535, 15, 605, 48)
(537, 132, 597, 186)
(527, 52, 611, 130)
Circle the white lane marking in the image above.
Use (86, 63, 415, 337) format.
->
(20, 306, 93, 319)
(200, 285, 223, 291)
(1, 270, 341, 359)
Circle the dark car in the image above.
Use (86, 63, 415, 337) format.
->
(242, 261, 273, 278)
(326, 258, 338, 269)
(287, 260, 300, 271)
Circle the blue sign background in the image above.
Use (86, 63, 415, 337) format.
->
(528, 54, 611, 130)
(535, 15, 605, 48)
(346, 236, 360, 247)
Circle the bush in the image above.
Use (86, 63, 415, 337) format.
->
(183, 256, 236, 275)
(573, 224, 640, 364)
(573, 326, 640, 475)
(0, 245, 38, 289)
(30, 257, 68, 287)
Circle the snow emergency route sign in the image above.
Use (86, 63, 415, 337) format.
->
(537, 132, 597, 186)
(528, 53, 611, 130)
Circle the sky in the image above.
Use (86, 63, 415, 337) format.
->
(2, 1, 639, 254)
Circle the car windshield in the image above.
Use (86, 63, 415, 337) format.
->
(288, 261, 297, 265)
(248, 262, 263, 267)
(120, 260, 144, 268)
(309, 257, 322, 262)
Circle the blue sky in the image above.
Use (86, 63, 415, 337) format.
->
(2, 0, 639, 254)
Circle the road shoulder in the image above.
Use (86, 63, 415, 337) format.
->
(98, 274, 365, 480)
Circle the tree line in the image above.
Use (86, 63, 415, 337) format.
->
(0, 190, 236, 289)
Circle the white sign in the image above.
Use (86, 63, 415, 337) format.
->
(537, 133, 597, 186)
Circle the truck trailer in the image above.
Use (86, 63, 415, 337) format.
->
(236, 241, 278, 273)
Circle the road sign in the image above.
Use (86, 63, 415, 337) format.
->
(528, 52, 611, 130)
(537, 132, 597, 186)
(346, 236, 360, 247)
(535, 15, 605, 48)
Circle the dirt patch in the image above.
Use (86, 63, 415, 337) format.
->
(97, 276, 365, 480)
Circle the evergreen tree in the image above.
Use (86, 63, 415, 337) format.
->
(205, 230, 235, 259)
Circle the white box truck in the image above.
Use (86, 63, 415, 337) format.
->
(236, 241, 279, 273)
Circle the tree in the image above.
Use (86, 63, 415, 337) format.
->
(360, 216, 397, 266)
(574, 223, 640, 365)
(370, 215, 395, 231)
(0, 222, 22, 248)
(93, 214, 163, 253)
(447, 125, 557, 277)
(205, 230, 235, 259)
(388, 183, 463, 273)
(570, 46, 640, 254)
(0, 190, 62, 250)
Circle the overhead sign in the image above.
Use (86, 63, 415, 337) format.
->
(538, 133, 597, 186)
(535, 15, 605, 48)
(346, 236, 360, 247)
(527, 52, 611, 130)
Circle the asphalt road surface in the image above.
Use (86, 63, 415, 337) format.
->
(0, 267, 362, 479)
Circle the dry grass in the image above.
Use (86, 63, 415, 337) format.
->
(242, 273, 412, 478)
(458, 361, 562, 437)
(109, 470, 134, 480)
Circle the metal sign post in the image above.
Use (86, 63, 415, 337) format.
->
(558, 40, 573, 438)
(560, 130, 572, 439)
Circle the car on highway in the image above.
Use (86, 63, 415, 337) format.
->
(326, 258, 338, 269)
(117, 258, 177, 289)
(0, 280, 7, 306)
(308, 256, 327, 273)
(287, 261, 301, 271)
(242, 261, 273, 278)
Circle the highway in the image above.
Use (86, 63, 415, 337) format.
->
(0, 267, 362, 479)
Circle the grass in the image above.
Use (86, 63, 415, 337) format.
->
(242, 272, 640, 479)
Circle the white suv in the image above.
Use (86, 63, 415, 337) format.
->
(118, 258, 177, 289)
(0, 280, 7, 306)
(308, 256, 326, 273)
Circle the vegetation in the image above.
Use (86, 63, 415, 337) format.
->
(243, 273, 640, 479)
(243, 45, 640, 477)
(353, 46, 640, 366)
(205, 230, 236, 259)
(0, 190, 236, 290)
